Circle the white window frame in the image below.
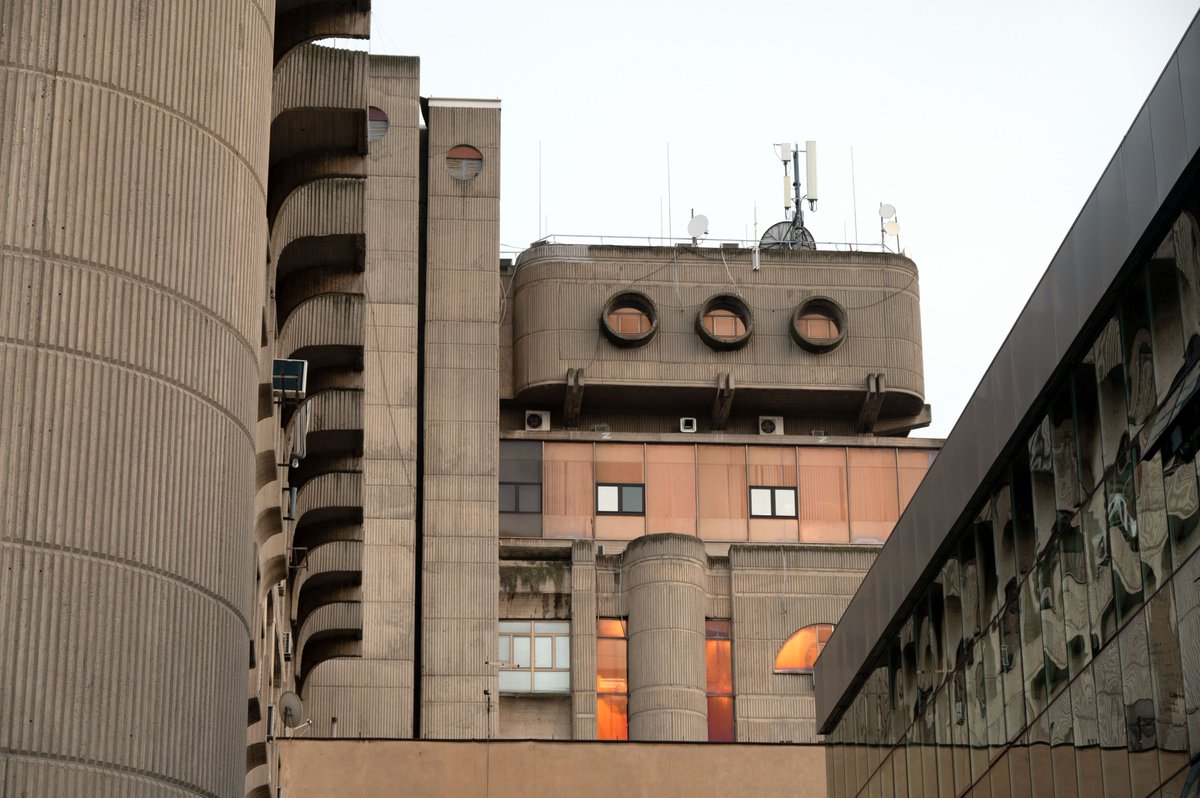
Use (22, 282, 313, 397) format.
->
(497, 620, 571, 694)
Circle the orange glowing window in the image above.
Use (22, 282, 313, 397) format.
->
(796, 312, 839, 341)
(774, 623, 835, 673)
(706, 619, 735, 742)
(597, 618, 629, 740)
(703, 308, 746, 339)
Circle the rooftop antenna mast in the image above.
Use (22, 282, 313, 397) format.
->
(760, 141, 818, 251)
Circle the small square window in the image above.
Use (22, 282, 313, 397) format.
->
(749, 486, 797, 518)
(498, 619, 570, 695)
(774, 488, 796, 517)
(749, 487, 773, 517)
(596, 484, 646, 515)
(621, 485, 644, 514)
(499, 483, 517, 513)
(597, 485, 620, 513)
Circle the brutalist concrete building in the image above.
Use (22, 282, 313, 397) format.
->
(816, 12, 1200, 798)
(2, 3, 940, 797)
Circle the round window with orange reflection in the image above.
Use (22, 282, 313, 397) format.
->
(695, 294, 753, 351)
(446, 144, 483, 181)
(600, 291, 658, 348)
(790, 297, 846, 353)
(774, 623, 835, 673)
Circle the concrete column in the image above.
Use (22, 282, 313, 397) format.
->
(0, 2, 271, 796)
(571, 540, 598, 739)
(623, 533, 708, 741)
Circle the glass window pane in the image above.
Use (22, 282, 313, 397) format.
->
(534, 621, 569, 634)
(534, 635, 553, 668)
(499, 621, 531, 633)
(1166, 458, 1200, 571)
(621, 485, 644, 514)
(707, 696, 735, 742)
(1122, 271, 1158, 432)
(499, 483, 517, 513)
(597, 638, 627, 693)
(750, 487, 772, 517)
(598, 695, 628, 740)
(775, 488, 797, 517)
(1094, 317, 1129, 470)
(533, 669, 570, 693)
(706, 639, 733, 694)
(1107, 439, 1145, 624)
(513, 636, 531, 668)
(597, 618, 626, 638)
(499, 669, 531, 692)
(555, 635, 570, 669)
(498, 635, 510, 663)
(706, 619, 731, 639)
(518, 484, 542, 513)
(597, 484, 619, 513)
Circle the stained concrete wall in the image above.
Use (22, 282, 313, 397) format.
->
(0, 2, 272, 796)
(420, 99, 502, 738)
(277, 738, 827, 798)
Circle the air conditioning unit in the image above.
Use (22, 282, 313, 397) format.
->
(759, 416, 784, 435)
(282, 632, 293, 661)
(276, 583, 285, 599)
(679, 417, 698, 433)
(810, 429, 827, 437)
(525, 410, 551, 431)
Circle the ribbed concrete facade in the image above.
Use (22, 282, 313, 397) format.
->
(420, 99, 502, 739)
(623, 534, 709, 741)
(0, 2, 272, 796)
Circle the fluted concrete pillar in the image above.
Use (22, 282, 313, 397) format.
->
(623, 533, 708, 741)
(0, 2, 271, 796)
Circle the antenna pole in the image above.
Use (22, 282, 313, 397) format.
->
(792, 146, 804, 231)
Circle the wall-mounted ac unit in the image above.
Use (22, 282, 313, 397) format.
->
(679, 417, 698, 433)
(759, 416, 784, 435)
(525, 410, 550, 431)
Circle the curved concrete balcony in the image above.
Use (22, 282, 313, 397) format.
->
(286, 389, 364, 490)
(277, 293, 364, 373)
(269, 178, 365, 271)
(291, 538, 363, 618)
(274, 1, 370, 64)
(277, 260, 364, 324)
(295, 601, 363, 682)
(246, 771, 270, 798)
(293, 471, 362, 534)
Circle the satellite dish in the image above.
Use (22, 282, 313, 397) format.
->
(878, 203, 896, 218)
(279, 691, 304, 728)
(883, 220, 900, 236)
(760, 221, 816, 251)
(687, 215, 709, 239)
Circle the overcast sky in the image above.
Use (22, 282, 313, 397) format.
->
(357, 1, 1200, 438)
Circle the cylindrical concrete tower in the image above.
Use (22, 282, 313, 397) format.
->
(623, 533, 708, 741)
(0, 3, 272, 796)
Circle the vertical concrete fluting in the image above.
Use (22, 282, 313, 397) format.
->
(0, 2, 272, 796)
(623, 533, 708, 741)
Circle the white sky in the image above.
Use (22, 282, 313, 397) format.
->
(359, 1, 1200, 438)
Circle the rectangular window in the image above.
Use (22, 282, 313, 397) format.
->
(706, 619, 734, 741)
(497, 620, 570, 693)
(499, 482, 541, 513)
(749, 486, 797, 518)
(597, 618, 629, 740)
(595, 483, 645, 515)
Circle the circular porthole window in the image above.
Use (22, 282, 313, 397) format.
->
(696, 294, 754, 351)
(446, 144, 483, 181)
(790, 297, 846, 353)
(600, 291, 659, 348)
